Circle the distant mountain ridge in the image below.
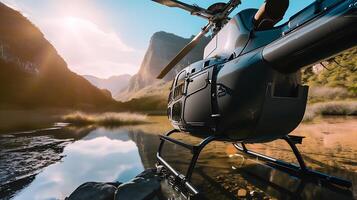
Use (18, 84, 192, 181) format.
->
(0, 2, 115, 108)
(115, 31, 209, 101)
(83, 74, 131, 96)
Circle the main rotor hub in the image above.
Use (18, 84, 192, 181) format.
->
(207, 2, 227, 15)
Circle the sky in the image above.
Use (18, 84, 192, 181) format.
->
(2, 0, 314, 78)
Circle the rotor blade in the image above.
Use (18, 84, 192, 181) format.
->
(152, 0, 212, 19)
(152, 0, 197, 11)
(223, 0, 241, 16)
(157, 24, 211, 79)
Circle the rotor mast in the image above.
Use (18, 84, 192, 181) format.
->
(152, 0, 241, 79)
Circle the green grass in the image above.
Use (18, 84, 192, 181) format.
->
(62, 112, 147, 127)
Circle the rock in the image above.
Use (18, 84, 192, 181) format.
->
(237, 189, 247, 197)
(118, 31, 210, 101)
(114, 169, 161, 200)
(66, 182, 120, 200)
(114, 178, 160, 200)
(250, 190, 265, 200)
(67, 169, 161, 200)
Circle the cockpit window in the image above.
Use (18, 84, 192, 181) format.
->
(168, 80, 174, 103)
(175, 71, 186, 87)
(174, 71, 186, 100)
(170, 80, 174, 90)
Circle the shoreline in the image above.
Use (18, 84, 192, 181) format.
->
(1, 102, 356, 134)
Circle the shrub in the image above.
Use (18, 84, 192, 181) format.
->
(303, 101, 357, 121)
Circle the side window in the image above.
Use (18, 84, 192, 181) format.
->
(173, 71, 186, 100)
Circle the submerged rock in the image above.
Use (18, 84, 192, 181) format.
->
(66, 182, 120, 200)
(67, 169, 161, 200)
(115, 169, 161, 200)
(237, 189, 247, 197)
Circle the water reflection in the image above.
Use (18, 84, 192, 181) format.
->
(128, 116, 357, 199)
(12, 128, 145, 200)
(0, 129, 72, 199)
(0, 116, 356, 199)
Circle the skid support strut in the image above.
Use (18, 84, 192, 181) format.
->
(156, 129, 220, 199)
(233, 135, 352, 188)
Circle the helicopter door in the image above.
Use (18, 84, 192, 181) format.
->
(183, 68, 213, 126)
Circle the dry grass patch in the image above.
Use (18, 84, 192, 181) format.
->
(303, 101, 357, 122)
(62, 112, 147, 127)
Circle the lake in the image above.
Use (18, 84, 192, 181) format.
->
(0, 116, 356, 200)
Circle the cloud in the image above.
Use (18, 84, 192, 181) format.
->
(66, 136, 138, 155)
(13, 132, 145, 199)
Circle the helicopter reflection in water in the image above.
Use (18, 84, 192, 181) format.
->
(129, 116, 356, 200)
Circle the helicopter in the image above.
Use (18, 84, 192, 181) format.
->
(152, 0, 357, 198)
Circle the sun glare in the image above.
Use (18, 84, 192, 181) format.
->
(63, 17, 84, 31)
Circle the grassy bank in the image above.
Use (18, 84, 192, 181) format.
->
(0, 109, 148, 134)
(62, 112, 147, 127)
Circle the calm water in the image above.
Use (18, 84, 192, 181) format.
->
(0, 116, 356, 200)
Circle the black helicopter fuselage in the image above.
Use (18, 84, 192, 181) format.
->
(166, 0, 357, 143)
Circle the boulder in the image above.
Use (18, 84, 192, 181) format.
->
(67, 169, 161, 200)
(66, 182, 121, 200)
(114, 169, 161, 200)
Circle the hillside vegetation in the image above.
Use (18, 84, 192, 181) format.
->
(301, 47, 357, 120)
(302, 47, 357, 102)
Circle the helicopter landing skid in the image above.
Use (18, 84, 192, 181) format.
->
(233, 135, 352, 188)
(156, 129, 222, 199)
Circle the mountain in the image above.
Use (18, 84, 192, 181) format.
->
(83, 74, 131, 96)
(0, 2, 115, 109)
(115, 31, 210, 101)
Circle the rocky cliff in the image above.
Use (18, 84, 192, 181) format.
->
(115, 31, 209, 101)
(0, 2, 115, 108)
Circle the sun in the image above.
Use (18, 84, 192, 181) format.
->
(63, 16, 83, 31)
